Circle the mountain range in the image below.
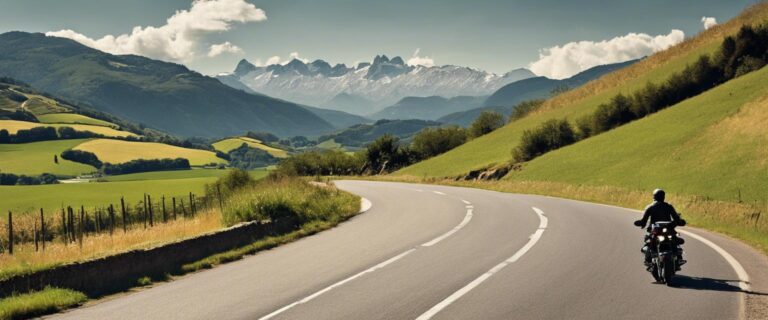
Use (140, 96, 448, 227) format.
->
(0, 32, 355, 138)
(218, 56, 535, 114)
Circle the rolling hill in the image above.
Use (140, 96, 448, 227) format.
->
(73, 139, 225, 166)
(319, 119, 441, 149)
(0, 32, 335, 138)
(398, 2, 768, 178)
(213, 137, 289, 158)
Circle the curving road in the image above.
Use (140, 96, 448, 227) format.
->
(49, 181, 766, 320)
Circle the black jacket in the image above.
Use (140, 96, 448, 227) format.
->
(638, 201, 682, 228)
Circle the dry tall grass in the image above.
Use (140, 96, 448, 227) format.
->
(0, 209, 222, 280)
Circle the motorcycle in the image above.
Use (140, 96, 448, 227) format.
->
(634, 220, 686, 286)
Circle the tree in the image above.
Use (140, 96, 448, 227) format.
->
(411, 126, 467, 160)
(364, 134, 412, 174)
(469, 111, 505, 138)
(0, 129, 9, 143)
(512, 119, 576, 162)
(54, 154, 58, 164)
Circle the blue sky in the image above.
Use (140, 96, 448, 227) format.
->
(0, 0, 754, 76)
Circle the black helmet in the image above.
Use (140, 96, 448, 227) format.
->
(653, 189, 665, 202)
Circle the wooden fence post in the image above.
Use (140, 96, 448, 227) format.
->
(180, 198, 187, 217)
(40, 208, 45, 252)
(121, 197, 127, 233)
(34, 219, 39, 252)
(189, 192, 195, 215)
(148, 194, 154, 227)
(79, 206, 84, 249)
(162, 196, 167, 223)
(143, 194, 148, 229)
(109, 204, 115, 235)
(8, 211, 13, 255)
(61, 207, 66, 244)
(172, 197, 177, 220)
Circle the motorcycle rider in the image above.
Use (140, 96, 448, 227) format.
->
(634, 189, 687, 270)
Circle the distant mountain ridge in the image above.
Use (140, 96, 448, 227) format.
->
(219, 55, 535, 114)
(370, 95, 486, 120)
(0, 31, 337, 138)
(438, 59, 639, 126)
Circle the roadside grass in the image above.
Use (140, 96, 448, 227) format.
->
(0, 287, 86, 320)
(73, 139, 225, 166)
(0, 120, 136, 138)
(36, 113, 116, 128)
(396, 2, 768, 178)
(0, 208, 223, 281)
(504, 65, 768, 203)
(0, 139, 95, 176)
(357, 175, 768, 255)
(0, 176, 220, 216)
(213, 137, 289, 158)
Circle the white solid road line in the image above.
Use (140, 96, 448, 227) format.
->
(415, 207, 548, 320)
(677, 229, 751, 291)
(461, 199, 471, 205)
(259, 248, 417, 320)
(259, 193, 474, 320)
(421, 207, 473, 247)
(433, 191, 447, 195)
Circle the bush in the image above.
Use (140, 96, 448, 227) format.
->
(0, 173, 58, 185)
(61, 150, 103, 168)
(364, 134, 413, 174)
(411, 126, 467, 160)
(509, 99, 545, 122)
(11, 126, 57, 143)
(277, 150, 364, 176)
(205, 169, 255, 200)
(513, 119, 577, 162)
(469, 111, 505, 138)
(102, 158, 190, 175)
(245, 131, 279, 143)
(0, 129, 9, 143)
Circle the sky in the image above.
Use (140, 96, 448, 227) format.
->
(0, 0, 756, 78)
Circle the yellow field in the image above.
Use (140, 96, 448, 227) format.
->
(212, 137, 289, 158)
(36, 113, 117, 128)
(74, 139, 226, 165)
(0, 120, 136, 138)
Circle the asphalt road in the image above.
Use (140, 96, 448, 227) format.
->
(49, 181, 765, 320)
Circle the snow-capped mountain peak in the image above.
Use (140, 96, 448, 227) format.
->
(218, 55, 535, 114)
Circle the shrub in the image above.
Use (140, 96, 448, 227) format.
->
(364, 134, 412, 174)
(245, 131, 279, 143)
(276, 150, 363, 176)
(513, 119, 576, 162)
(469, 111, 505, 138)
(205, 169, 256, 200)
(0, 129, 9, 143)
(11, 126, 57, 143)
(509, 99, 545, 122)
(61, 150, 103, 168)
(411, 126, 467, 160)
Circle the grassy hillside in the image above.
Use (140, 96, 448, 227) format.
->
(36, 113, 116, 127)
(213, 137, 289, 158)
(73, 139, 225, 166)
(102, 168, 268, 182)
(506, 66, 768, 202)
(0, 139, 95, 175)
(399, 2, 768, 177)
(0, 120, 136, 138)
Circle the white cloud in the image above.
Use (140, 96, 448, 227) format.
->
(529, 29, 685, 79)
(702, 17, 718, 30)
(207, 41, 243, 57)
(264, 56, 281, 65)
(46, 0, 266, 62)
(407, 48, 435, 67)
(286, 52, 309, 64)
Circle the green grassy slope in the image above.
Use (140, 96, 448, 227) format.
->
(36, 113, 116, 127)
(102, 168, 268, 182)
(212, 137, 289, 158)
(0, 139, 95, 175)
(505, 66, 768, 202)
(398, 43, 720, 177)
(397, 3, 768, 177)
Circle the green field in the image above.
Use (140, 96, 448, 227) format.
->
(102, 168, 268, 182)
(213, 137, 289, 158)
(73, 139, 226, 166)
(1, 169, 270, 216)
(22, 96, 70, 115)
(316, 139, 343, 150)
(1, 177, 218, 216)
(37, 113, 116, 128)
(0, 120, 136, 138)
(506, 66, 768, 202)
(0, 139, 95, 176)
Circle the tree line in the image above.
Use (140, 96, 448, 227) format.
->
(512, 24, 768, 163)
